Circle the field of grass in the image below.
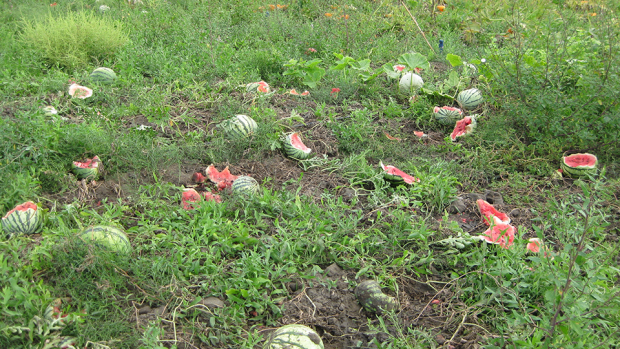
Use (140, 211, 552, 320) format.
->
(1, 0, 619, 348)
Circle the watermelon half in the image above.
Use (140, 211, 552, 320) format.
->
(433, 106, 463, 125)
(450, 115, 477, 141)
(476, 199, 510, 226)
(2, 201, 43, 237)
(281, 132, 312, 160)
(380, 161, 420, 185)
(560, 153, 597, 178)
(72, 156, 101, 180)
(206, 164, 239, 191)
(68, 84, 93, 99)
(477, 223, 516, 249)
(246, 81, 271, 94)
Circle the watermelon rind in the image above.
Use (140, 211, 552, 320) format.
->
(72, 156, 101, 180)
(232, 176, 260, 196)
(456, 88, 484, 109)
(2, 201, 42, 237)
(79, 225, 131, 253)
(220, 115, 258, 139)
(355, 280, 398, 315)
(433, 106, 463, 125)
(450, 115, 477, 142)
(90, 67, 117, 84)
(380, 161, 419, 186)
(264, 324, 324, 349)
(560, 153, 598, 178)
(281, 133, 312, 160)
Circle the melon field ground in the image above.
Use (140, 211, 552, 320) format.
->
(1, 0, 620, 348)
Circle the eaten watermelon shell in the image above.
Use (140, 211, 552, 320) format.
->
(476, 199, 510, 226)
(281, 132, 312, 160)
(380, 161, 420, 185)
(2, 201, 43, 237)
(560, 153, 597, 178)
(72, 156, 101, 180)
(192, 172, 206, 183)
(79, 225, 131, 253)
(68, 83, 93, 99)
(246, 81, 271, 94)
(433, 106, 463, 125)
(182, 188, 202, 210)
(264, 324, 324, 349)
(206, 164, 239, 191)
(478, 223, 516, 249)
(450, 116, 477, 141)
(354, 280, 398, 315)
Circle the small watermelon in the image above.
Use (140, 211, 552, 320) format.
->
(246, 81, 271, 94)
(90, 67, 117, 84)
(380, 161, 419, 185)
(80, 225, 131, 253)
(264, 324, 324, 349)
(2, 201, 42, 237)
(560, 153, 597, 178)
(433, 106, 463, 125)
(232, 176, 260, 196)
(220, 115, 258, 139)
(450, 115, 477, 141)
(281, 132, 312, 160)
(398, 72, 424, 93)
(477, 223, 516, 249)
(72, 156, 101, 180)
(355, 280, 398, 315)
(456, 88, 483, 109)
(206, 164, 239, 191)
(476, 199, 510, 226)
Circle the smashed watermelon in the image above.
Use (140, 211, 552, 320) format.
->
(192, 172, 206, 183)
(478, 223, 515, 249)
(380, 161, 420, 185)
(206, 164, 239, 191)
(476, 199, 510, 226)
(450, 116, 477, 141)
(182, 188, 202, 210)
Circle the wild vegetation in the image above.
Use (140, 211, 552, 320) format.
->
(1, 0, 619, 348)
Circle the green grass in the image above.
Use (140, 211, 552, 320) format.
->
(1, 0, 619, 348)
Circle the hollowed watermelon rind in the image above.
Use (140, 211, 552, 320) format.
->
(281, 132, 312, 160)
(380, 161, 419, 185)
(560, 153, 598, 178)
(2, 201, 43, 237)
(433, 106, 463, 125)
(72, 156, 101, 180)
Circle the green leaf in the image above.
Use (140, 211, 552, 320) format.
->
(445, 70, 460, 89)
(446, 54, 463, 67)
(382, 64, 401, 79)
(398, 52, 430, 71)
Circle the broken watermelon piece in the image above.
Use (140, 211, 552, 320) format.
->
(414, 131, 427, 138)
(206, 164, 239, 191)
(182, 188, 202, 210)
(202, 191, 222, 203)
(450, 115, 477, 141)
(478, 223, 515, 249)
(380, 161, 420, 185)
(476, 199, 511, 226)
(72, 156, 101, 180)
(192, 172, 206, 183)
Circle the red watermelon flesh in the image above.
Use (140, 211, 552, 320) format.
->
(290, 132, 311, 152)
(450, 116, 475, 141)
(4, 201, 38, 218)
(206, 164, 239, 191)
(414, 131, 427, 138)
(476, 199, 511, 226)
(202, 191, 222, 203)
(381, 162, 420, 184)
(192, 172, 206, 183)
(73, 156, 100, 169)
(563, 153, 597, 168)
(433, 106, 463, 114)
(478, 223, 515, 249)
(182, 188, 201, 210)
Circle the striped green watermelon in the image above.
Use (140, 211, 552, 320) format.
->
(80, 225, 131, 253)
(2, 201, 42, 237)
(220, 115, 258, 139)
(232, 176, 260, 196)
(560, 153, 598, 178)
(90, 67, 116, 84)
(72, 156, 101, 180)
(456, 88, 484, 109)
(355, 280, 398, 315)
(281, 132, 312, 160)
(433, 106, 463, 125)
(264, 324, 324, 349)
(380, 161, 419, 186)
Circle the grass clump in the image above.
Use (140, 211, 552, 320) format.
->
(20, 11, 129, 68)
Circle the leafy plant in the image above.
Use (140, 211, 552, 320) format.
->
(330, 53, 381, 82)
(283, 58, 325, 88)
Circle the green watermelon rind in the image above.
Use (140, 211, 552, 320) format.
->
(79, 225, 131, 253)
(1, 204, 42, 237)
(433, 107, 463, 125)
(72, 166, 99, 180)
(354, 280, 398, 315)
(560, 154, 598, 178)
(221, 115, 258, 139)
(281, 133, 312, 160)
(456, 88, 484, 109)
(264, 324, 324, 349)
(232, 176, 260, 196)
(89, 67, 117, 84)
